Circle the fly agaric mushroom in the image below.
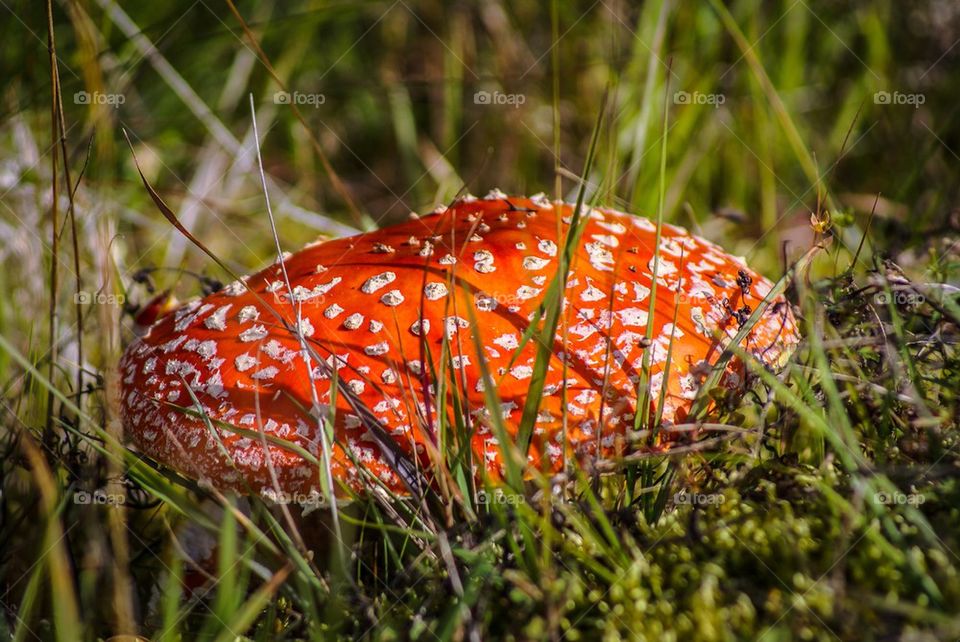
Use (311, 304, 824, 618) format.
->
(119, 192, 799, 498)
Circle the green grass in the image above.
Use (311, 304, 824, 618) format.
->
(2, 1, 960, 640)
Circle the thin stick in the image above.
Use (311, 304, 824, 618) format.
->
(43, 0, 60, 447)
(50, 35, 84, 410)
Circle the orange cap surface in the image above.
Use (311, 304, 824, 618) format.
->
(119, 193, 800, 496)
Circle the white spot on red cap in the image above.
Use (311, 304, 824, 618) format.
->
(530, 193, 552, 208)
(581, 284, 606, 302)
(239, 305, 259, 323)
(424, 282, 448, 300)
(618, 308, 649, 327)
(185, 338, 217, 360)
(343, 313, 364, 330)
(648, 257, 677, 276)
(595, 220, 626, 235)
(262, 340, 296, 363)
(570, 323, 597, 340)
(523, 256, 550, 270)
(297, 318, 315, 337)
(364, 342, 390, 356)
(590, 234, 619, 248)
(585, 242, 614, 272)
(410, 319, 430, 336)
(493, 333, 518, 350)
(516, 286, 541, 300)
(474, 250, 495, 273)
(223, 280, 246, 296)
(538, 239, 557, 256)
(290, 277, 342, 303)
(361, 272, 396, 294)
(632, 283, 650, 303)
(475, 294, 497, 312)
(381, 290, 405, 306)
(174, 303, 212, 331)
(204, 304, 232, 331)
(510, 365, 533, 380)
(444, 316, 469, 338)
(161, 335, 188, 353)
(631, 216, 656, 233)
(239, 325, 268, 342)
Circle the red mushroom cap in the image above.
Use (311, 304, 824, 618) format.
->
(119, 193, 799, 497)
